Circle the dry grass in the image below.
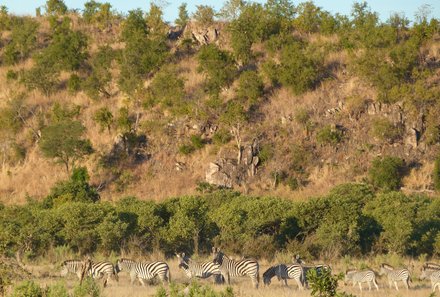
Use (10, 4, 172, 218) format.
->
(10, 257, 438, 297)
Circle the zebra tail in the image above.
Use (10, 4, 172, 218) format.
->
(113, 267, 119, 282)
(167, 269, 171, 283)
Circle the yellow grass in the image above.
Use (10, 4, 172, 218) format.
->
(8, 257, 438, 297)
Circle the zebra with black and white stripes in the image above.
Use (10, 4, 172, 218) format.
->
(212, 248, 259, 288)
(176, 253, 224, 284)
(379, 263, 410, 290)
(420, 265, 440, 292)
(262, 264, 305, 289)
(60, 259, 118, 287)
(344, 269, 379, 291)
(116, 258, 170, 286)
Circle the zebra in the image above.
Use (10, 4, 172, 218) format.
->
(116, 258, 170, 286)
(420, 265, 440, 292)
(262, 264, 305, 289)
(212, 247, 259, 288)
(424, 262, 440, 270)
(60, 259, 118, 287)
(344, 269, 379, 291)
(379, 263, 410, 290)
(176, 252, 224, 284)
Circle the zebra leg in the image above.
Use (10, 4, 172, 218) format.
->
(296, 278, 303, 290)
(283, 277, 288, 286)
(252, 276, 259, 289)
(394, 281, 399, 291)
(405, 279, 409, 290)
(373, 278, 379, 291)
(129, 271, 136, 285)
(368, 281, 371, 291)
(138, 277, 146, 287)
(358, 282, 362, 291)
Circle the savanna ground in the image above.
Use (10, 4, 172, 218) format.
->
(8, 257, 439, 297)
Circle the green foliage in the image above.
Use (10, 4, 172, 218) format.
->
(179, 144, 195, 155)
(294, 1, 325, 34)
(73, 277, 101, 297)
(155, 282, 235, 297)
(146, 3, 168, 40)
(175, 3, 189, 28)
(93, 107, 113, 133)
(228, 3, 265, 63)
(370, 117, 402, 143)
(193, 5, 215, 26)
(278, 41, 322, 94)
(197, 45, 236, 95)
(236, 70, 264, 105)
(83, 45, 114, 100)
(308, 269, 355, 297)
(435, 155, 440, 192)
(212, 129, 232, 145)
(20, 54, 60, 96)
(45, 0, 67, 16)
(368, 156, 405, 191)
(39, 120, 94, 172)
(46, 281, 69, 297)
(146, 66, 186, 113)
(116, 107, 133, 133)
(316, 125, 343, 146)
(6, 70, 18, 81)
(83, 0, 113, 29)
(118, 10, 167, 95)
(67, 74, 81, 94)
(258, 144, 273, 165)
(51, 102, 80, 123)
(10, 280, 42, 297)
(44, 167, 99, 206)
(3, 17, 39, 65)
(364, 192, 430, 254)
(46, 17, 88, 71)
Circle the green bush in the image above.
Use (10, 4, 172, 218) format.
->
(73, 277, 101, 297)
(236, 70, 264, 105)
(10, 280, 42, 297)
(197, 44, 236, 95)
(67, 74, 81, 94)
(370, 117, 402, 143)
(46, 281, 69, 297)
(190, 135, 205, 149)
(368, 156, 405, 191)
(278, 41, 322, 95)
(179, 144, 195, 155)
(258, 144, 273, 165)
(93, 107, 113, 133)
(6, 70, 18, 80)
(316, 125, 343, 145)
(212, 129, 232, 145)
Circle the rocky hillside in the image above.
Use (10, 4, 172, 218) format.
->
(0, 2, 439, 203)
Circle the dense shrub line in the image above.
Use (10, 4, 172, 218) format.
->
(0, 168, 439, 260)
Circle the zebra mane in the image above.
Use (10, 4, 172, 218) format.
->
(345, 269, 357, 274)
(381, 263, 394, 270)
(62, 259, 82, 265)
(118, 258, 135, 263)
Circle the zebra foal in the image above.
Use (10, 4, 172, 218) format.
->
(176, 252, 224, 284)
(379, 263, 410, 290)
(60, 259, 118, 287)
(262, 264, 305, 289)
(344, 269, 379, 291)
(212, 247, 259, 288)
(116, 258, 170, 286)
(420, 265, 440, 292)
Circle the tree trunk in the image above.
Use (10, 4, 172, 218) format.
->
(193, 230, 200, 257)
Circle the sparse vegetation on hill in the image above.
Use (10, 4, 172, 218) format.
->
(0, 0, 438, 201)
(0, 5, 439, 294)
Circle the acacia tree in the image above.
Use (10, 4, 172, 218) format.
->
(175, 3, 189, 28)
(39, 120, 93, 173)
(45, 0, 67, 16)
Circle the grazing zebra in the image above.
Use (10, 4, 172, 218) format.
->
(116, 258, 170, 286)
(420, 265, 440, 292)
(262, 264, 305, 289)
(60, 259, 118, 287)
(212, 247, 259, 288)
(344, 269, 379, 291)
(379, 263, 410, 290)
(176, 253, 224, 284)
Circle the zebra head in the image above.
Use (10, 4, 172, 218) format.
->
(379, 263, 393, 275)
(176, 253, 189, 268)
(262, 267, 275, 286)
(116, 258, 133, 272)
(212, 247, 224, 265)
(293, 255, 305, 265)
(420, 265, 438, 280)
(344, 269, 356, 284)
